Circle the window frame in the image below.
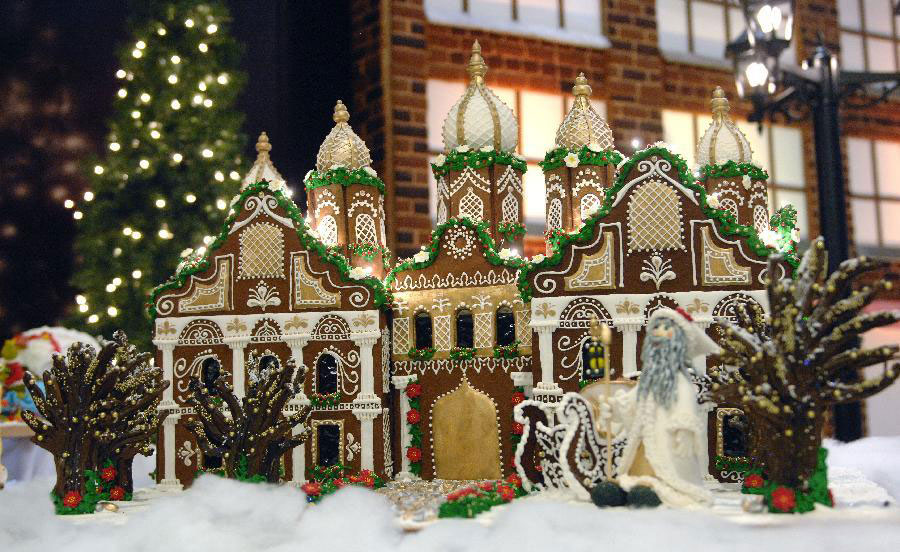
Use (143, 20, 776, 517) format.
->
(838, 0, 900, 72)
(846, 136, 900, 255)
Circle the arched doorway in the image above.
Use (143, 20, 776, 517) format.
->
(432, 378, 501, 480)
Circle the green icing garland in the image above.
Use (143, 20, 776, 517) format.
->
(304, 166, 385, 194)
(431, 148, 527, 178)
(538, 146, 624, 171)
(518, 146, 800, 302)
(148, 180, 392, 321)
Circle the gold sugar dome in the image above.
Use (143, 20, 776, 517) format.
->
(315, 100, 372, 172)
(241, 131, 286, 190)
(556, 73, 614, 152)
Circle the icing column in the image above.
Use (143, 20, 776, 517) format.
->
(152, 338, 179, 489)
(224, 336, 251, 398)
(352, 331, 381, 471)
(617, 318, 643, 378)
(532, 322, 563, 402)
(159, 414, 182, 489)
(284, 333, 311, 483)
(391, 374, 418, 477)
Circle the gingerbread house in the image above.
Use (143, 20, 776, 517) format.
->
(151, 121, 392, 488)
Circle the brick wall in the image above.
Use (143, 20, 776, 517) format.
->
(356, 0, 900, 261)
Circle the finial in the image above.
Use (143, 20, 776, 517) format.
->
(467, 40, 487, 85)
(333, 100, 350, 124)
(711, 86, 730, 120)
(572, 72, 593, 108)
(255, 132, 272, 154)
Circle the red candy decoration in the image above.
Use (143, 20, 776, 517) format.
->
(511, 392, 525, 405)
(109, 486, 125, 501)
(743, 474, 764, 489)
(497, 484, 516, 502)
(512, 422, 524, 435)
(301, 482, 321, 496)
(100, 466, 117, 482)
(406, 409, 421, 424)
(505, 474, 522, 487)
(771, 486, 796, 512)
(62, 491, 82, 509)
(405, 383, 422, 399)
(407, 447, 422, 463)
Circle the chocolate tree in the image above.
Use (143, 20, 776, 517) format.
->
(709, 238, 899, 487)
(186, 353, 310, 482)
(21, 331, 167, 503)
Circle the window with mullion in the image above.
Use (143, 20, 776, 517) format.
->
(838, 0, 899, 71)
(847, 136, 900, 254)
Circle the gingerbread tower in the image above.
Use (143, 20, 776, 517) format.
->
(543, 73, 616, 234)
(305, 101, 389, 277)
(435, 41, 525, 250)
(696, 87, 770, 234)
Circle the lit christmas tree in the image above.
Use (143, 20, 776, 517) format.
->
(69, 0, 247, 346)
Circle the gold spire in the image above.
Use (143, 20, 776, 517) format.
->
(242, 131, 285, 190)
(554, 72, 614, 151)
(316, 100, 372, 172)
(467, 40, 487, 85)
(710, 86, 730, 121)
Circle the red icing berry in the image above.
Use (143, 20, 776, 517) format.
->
(405, 383, 422, 399)
(100, 466, 117, 482)
(406, 409, 421, 424)
(406, 447, 422, 463)
(771, 486, 796, 512)
(62, 491, 82, 509)
(743, 474, 764, 489)
(109, 486, 125, 501)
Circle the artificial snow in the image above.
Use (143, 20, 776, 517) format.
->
(1, 437, 899, 551)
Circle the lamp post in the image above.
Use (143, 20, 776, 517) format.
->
(726, 0, 900, 441)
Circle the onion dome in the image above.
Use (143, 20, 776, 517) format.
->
(556, 73, 614, 151)
(242, 132, 285, 190)
(442, 41, 518, 153)
(315, 100, 372, 172)
(695, 87, 752, 167)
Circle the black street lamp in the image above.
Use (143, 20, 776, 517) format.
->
(726, 0, 900, 442)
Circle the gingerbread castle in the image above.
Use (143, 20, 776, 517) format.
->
(151, 41, 796, 487)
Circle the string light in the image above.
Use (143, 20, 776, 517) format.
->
(135, 40, 146, 50)
(203, 98, 213, 108)
(117, 88, 128, 98)
(140, 92, 151, 102)
(73, 211, 83, 220)
(113, 247, 122, 257)
(229, 171, 240, 181)
(157, 27, 167, 36)
(123, 227, 132, 236)
(139, 159, 150, 169)
(192, 94, 203, 105)
(158, 227, 173, 239)
(112, 277, 122, 286)
(105, 283, 115, 292)
(155, 198, 166, 208)
(172, 152, 183, 163)
(132, 49, 142, 59)
(83, 191, 94, 201)
(150, 129, 161, 139)
(216, 199, 227, 210)
(185, 18, 194, 28)
(78, 304, 89, 313)
(198, 81, 207, 91)
(132, 270, 142, 279)
(88, 315, 99, 323)
(206, 23, 218, 34)
(185, 193, 196, 203)
(170, 55, 181, 64)
(107, 306, 119, 317)
(168, 74, 178, 84)
(116, 69, 126, 79)
(64, 199, 74, 209)
(75, 295, 86, 305)
(198, 42, 208, 53)
(171, 99, 181, 110)
(217, 73, 229, 85)
(203, 235, 213, 245)
(214, 171, 224, 182)
(202, 148, 213, 158)
(131, 231, 142, 240)
(109, 142, 121, 151)
(131, 110, 141, 119)
(94, 165, 104, 175)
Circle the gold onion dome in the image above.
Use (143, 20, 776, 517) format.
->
(556, 73, 614, 151)
(315, 100, 372, 172)
(695, 87, 752, 168)
(442, 41, 519, 153)
(242, 131, 286, 190)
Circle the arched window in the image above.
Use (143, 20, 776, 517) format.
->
(259, 354, 279, 372)
(316, 424, 341, 467)
(201, 357, 221, 395)
(580, 193, 601, 220)
(414, 311, 433, 350)
(318, 215, 338, 245)
(495, 306, 515, 346)
(456, 308, 474, 348)
(721, 198, 739, 223)
(316, 354, 338, 394)
(548, 197, 563, 229)
(355, 213, 377, 244)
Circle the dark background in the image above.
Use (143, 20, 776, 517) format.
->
(0, 0, 353, 337)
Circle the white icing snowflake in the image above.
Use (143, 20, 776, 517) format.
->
(742, 174, 752, 190)
(563, 152, 580, 168)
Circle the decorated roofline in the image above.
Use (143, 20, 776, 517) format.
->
(517, 146, 799, 302)
(538, 145, 624, 171)
(304, 166, 385, 195)
(384, 216, 529, 291)
(147, 180, 392, 321)
(430, 147, 528, 178)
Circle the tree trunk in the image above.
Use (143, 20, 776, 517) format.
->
(749, 409, 822, 487)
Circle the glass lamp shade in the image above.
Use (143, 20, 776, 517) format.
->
(732, 47, 778, 99)
(742, 0, 794, 56)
